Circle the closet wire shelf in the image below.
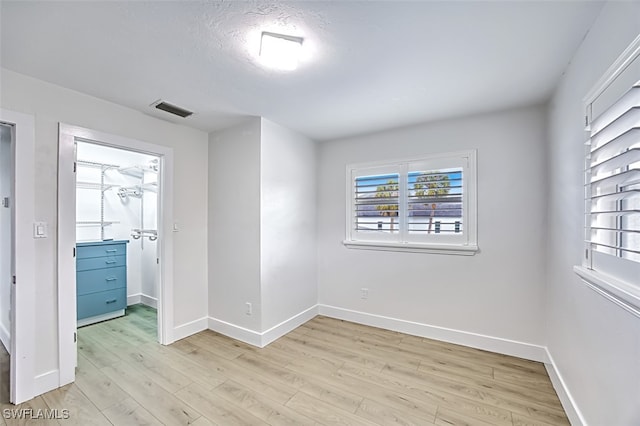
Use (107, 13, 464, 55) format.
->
(76, 158, 159, 241)
(77, 181, 117, 191)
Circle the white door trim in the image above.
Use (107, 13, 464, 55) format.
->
(1, 109, 36, 404)
(57, 123, 175, 387)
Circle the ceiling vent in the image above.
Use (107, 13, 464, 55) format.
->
(150, 100, 194, 118)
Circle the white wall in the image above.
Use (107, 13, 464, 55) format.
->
(0, 124, 11, 350)
(0, 69, 209, 379)
(318, 105, 548, 357)
(260, 119, 317, 331)
(546, 2, 640, 425)
(208, 118, 262, 332)
(141, 168, 158, 304)
(208, 118, 318, 342)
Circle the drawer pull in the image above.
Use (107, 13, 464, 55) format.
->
(105, 260, 117, 264)
(105, 299, 117, 304)
(105, 277, 118, 282)
(105, 249, 118, 253)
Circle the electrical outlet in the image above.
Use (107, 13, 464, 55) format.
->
(361, 288, 369, 300)
(245, 302, 252, 315)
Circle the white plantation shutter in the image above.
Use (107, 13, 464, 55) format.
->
(407, 170, 463, 234)
(586, 81, 640, 285)
(354, 172, 399, 237)
(582, 38, 640, 299)
(406, 156, 468, 245)
(351, 166, 400, 242)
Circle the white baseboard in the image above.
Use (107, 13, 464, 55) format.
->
(318, 304, 547, 362)
(140, 294, 158, 309)
(173, 317, 208, 342)
(544, 349, 585, 426)
(207, 316, 262, 347)
(127, 294, 141, 306)
(77, 309, 125, 327)
(206, 304, 545, 360)
(34, 369, 60, 397)
(0, 321, 10, 354)
(127, 293, 157, 309)
(261, 305, 318, 347)
(208, 305, 318, 348)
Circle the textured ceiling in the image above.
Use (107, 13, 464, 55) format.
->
(1, 1, 604, 141)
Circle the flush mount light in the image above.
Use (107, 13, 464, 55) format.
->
(259, 31, 304, 71)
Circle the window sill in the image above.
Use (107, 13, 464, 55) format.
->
(342, 240, 478, 256)
(573, 265, 640, 318)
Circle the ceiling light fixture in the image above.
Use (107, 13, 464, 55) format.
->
(259, 31, 304, 71)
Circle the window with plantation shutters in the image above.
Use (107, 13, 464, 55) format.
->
(345, 150, 477, 255)
(586, 83, 640, 265)
(575, 35, 640, 315)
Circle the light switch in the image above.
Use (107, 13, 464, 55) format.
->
(33, 221, 48, 238)
(173, 222, 179, 232)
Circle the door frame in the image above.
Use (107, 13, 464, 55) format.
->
(0, 109, 36, 404)
(57, 123, 175, 386)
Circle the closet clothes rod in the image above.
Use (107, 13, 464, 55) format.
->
(131, 229, 158, 241)
(76, 159, 120, 169)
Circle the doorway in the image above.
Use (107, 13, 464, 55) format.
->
(58, 123, 175, 388)
(0, 109, 36, 405)
(75, 141, 161, 333)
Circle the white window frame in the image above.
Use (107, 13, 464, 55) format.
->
(344, 150, 478, 255)
(574, 33, 640, 318)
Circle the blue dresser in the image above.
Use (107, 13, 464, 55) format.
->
(76, 240, 128, 326)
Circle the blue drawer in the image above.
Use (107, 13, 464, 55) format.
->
(77, 255, 126, 272)
(77, 266, 126, 296)
(76, 242, 127, 259)
(77, 288, 126, 320)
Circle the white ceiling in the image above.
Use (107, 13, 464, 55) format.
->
(1, 1, 604, 141)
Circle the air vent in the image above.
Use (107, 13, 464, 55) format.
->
(150, 100, 193, 118)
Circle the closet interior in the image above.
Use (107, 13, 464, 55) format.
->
(75, 141, 160, 329)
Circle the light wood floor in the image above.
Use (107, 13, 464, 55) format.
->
(0, 305, 569, 425)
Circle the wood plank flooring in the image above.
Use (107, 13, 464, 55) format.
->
(0, 305, 569, 425)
